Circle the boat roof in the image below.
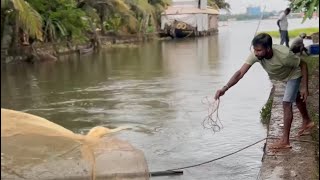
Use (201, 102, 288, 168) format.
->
(162, 6, 219, 15)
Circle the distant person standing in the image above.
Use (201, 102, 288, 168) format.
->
(277, 8, 291, 47)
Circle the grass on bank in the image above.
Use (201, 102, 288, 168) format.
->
(259, 27, 319, 38)
(260, 95, 274, 126)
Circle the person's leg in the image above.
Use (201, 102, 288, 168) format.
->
(303, 47, 310, 56)
(282, 102, 293, 144)
(280, 30, 285, 45)
(296, 92, 315, 136)
(285, 30, 289, 47)
(269, 102, 293, 149)
(300, 46, 304, 55)
(270, 77, 301, 149)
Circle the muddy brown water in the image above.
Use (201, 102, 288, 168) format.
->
(1, 18, 318, 179)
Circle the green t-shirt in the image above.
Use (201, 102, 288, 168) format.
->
(245, 44, 301, 81)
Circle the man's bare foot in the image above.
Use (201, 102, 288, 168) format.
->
(298, 121, 315, 136)
(269, 141, 292, 149)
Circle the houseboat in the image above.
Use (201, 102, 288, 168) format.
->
(160, 0, 219, 38)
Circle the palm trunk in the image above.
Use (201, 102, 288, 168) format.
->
(144, 15, 150, 34)
(140, 14, 149, 35)
(1, 11, 7, 41)
(100, 15, 106, 35)
(89, 20, 101, 49)
(9, 14, 20, 55)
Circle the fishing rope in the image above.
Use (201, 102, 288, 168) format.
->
(254, 5, 267, 36)
(162, 136, 318, 172)
(166, 138, 266, 171)
(250, 4, 267, 52)
(202, 98, 223, 133)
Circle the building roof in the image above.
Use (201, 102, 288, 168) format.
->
(162, 6, 219, 15)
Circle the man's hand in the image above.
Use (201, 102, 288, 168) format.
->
(214, 88, 226, 100)
(300, 87, 309, 102)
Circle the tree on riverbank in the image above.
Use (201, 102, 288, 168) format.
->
(1, 0, 43, 52)
(1, 0, 171, 52)
(290, 0, 319, 22)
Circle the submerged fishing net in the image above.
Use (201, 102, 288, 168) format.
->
(202, 98, 223, 133)
(1, 108, 149, 180)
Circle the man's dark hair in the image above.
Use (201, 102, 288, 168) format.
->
(285, 8, 291, 12)
(252, 33, 273, 49)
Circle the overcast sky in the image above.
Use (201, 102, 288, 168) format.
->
(225, 0, 291, 14)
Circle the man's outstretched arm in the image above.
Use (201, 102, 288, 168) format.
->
(214, 63, 252, 100)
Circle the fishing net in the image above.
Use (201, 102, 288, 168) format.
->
(202, 98, 223, 133)
(1, 108, 149, 180)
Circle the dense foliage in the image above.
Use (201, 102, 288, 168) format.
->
(1, 0, 227, 50)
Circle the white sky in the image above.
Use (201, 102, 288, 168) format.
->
(225, 0, 291, 14)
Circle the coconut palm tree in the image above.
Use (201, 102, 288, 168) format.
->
(27, 0, 89, 43)
(78, 0, 132, 35)
(147, 0, 171, 31)
(124, 0, 155, 33)
(1, 0, 43, 51)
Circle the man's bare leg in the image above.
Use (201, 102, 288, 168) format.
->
(296, 94, 314, 136)
(270, 102, 293, 149)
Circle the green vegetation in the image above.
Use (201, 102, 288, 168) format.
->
(260, 93, 274, 126)
(304, 56, 319, 74)
(1, 0, 172, 54)
(290, 0, 319, 22)
(259, 27, 319, 38)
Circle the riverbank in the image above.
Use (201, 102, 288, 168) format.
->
(258, 55, 319, 180)
(1, 33, 160, 64)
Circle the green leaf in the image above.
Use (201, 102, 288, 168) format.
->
(54, 21, 67, 36)
(293, 0, 305, 5)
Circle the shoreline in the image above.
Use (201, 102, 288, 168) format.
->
(1, 33, 166, 64)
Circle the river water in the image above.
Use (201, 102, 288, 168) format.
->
(1, 18, 318, 179)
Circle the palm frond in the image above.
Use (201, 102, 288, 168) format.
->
(10, 0, 43, 40)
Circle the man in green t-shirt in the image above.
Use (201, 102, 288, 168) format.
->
(214, 33, 314, 149)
